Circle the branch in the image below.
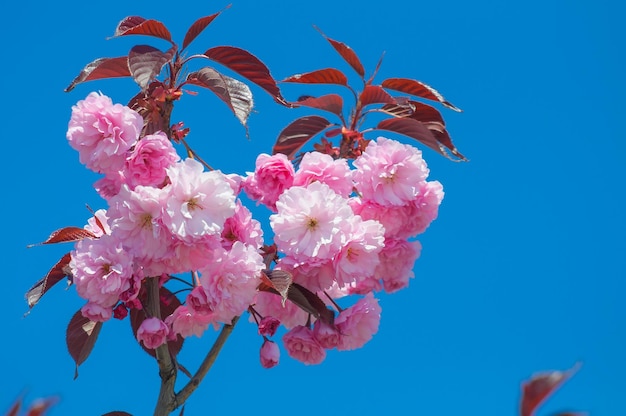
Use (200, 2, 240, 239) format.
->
(175, 316, 240, 406)
(146, 277, 178, 416)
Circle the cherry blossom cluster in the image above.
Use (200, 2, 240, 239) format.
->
(64, 91, 444, 368)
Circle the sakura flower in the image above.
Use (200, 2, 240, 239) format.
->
(199, 242, 265, 324)
(84, 208, 110, 237)
(221, 200, 264, 249)
(81, 302, 113, 322)
(270, 181, 353, 262)
(165, 305, 212, 338)
(293, 151, 353, 197)
(313, 319, 340, 349)
(162, 158, 236, 243)
(67, 92, 142, 174)
(186, 286, 213, 316)
(375, 239, 422, 293)
(260, 339, 280, 369)
(137, 317, 170, 349)
(336, 293, 381, 351)
(251, 291, 309, 330)
(353, 137, 429, 206)
(125, 131, 180, 189)
(283, 325, 326, 365)
(258, 316, 280, 337)
(243, 153, 295, 210)
(70, 234, 134, 308)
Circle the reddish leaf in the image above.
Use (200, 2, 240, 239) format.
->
(26, 253, 71, 309)
(130, 287, 184, 358)
(315, 27, 365, 78)
(28, 227, 95, 247)
(422, 121, 467, 161)
(409, 101, 446, 124)
(102, 412, 133, 416)
(294, 94, 344, 118)
(66, 309, 103, 379)
(287, 283, 335, 325)
(376, 117, 455, 160)
(520, 364, 581, 416)
(181, 8, 229, 51)
(359, 85, 396, 107)
(378, 101, 417, 118)
(186, 67, 253, 129)
(128, 45, 176, 90)
(273, 116, 335, 159)
(203, 46, 286, 104)
(65, 57, 131, 92)
(6, 397, 20, 416)
(112, 16, 172, 42)
(259, 269, 293, 304)
(281, 68, 348, 86)
(382, 77, 461, 111)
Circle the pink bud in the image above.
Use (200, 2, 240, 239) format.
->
(260, 340, 280, 369)
(258, 316, 280, 337)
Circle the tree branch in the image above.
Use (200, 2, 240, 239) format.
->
(146, 277, 178, 416)
(175, 316, 240, 407)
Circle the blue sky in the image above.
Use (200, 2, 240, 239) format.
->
(4, 0, 625, 415)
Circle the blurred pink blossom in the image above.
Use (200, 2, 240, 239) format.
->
(375, 239, 421, 293)
(336, 293, 381, 351)
(260, 339, 280, 369)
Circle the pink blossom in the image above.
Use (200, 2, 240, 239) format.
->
(336, 293, 381, 351)
(348, 277, 383, 295)
(94, 171, 125, 200)
(270, 182, 354, 261)
(260, 339, 280, 369)
(70, 234, 134, 308)
(137, 317, 170, 349)
(333, 217, 385, 287)
(251, 291, 308, 330)
(166, 236, 221, 275)
(165, 305, 212, 338)
(107, 185, 172, 263)
(113, 303, 129, 320)
(84, 209, 110, 237)
(186, 286, 213, 316)
(199, 242, 265, 324)
(242, 153, 295, 210)
(221, 201, 264, 249)
(375, 239, 422, 293)
(163, 158, 236, 243)
(293, 152, 353, 197)
(313, 319, 340, 349)
(283, 325, 326, 365)
(81, 302, 113, 322)
(258, 316, 281, 337)
(67, 92, 142, 174)
(125, 131, 180, 189)
(353, 137, 429, 206)
(277, 256, 335, 293)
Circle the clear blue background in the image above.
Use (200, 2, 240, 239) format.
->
(4, 0, 624, 415)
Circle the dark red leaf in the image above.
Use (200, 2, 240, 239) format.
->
(288, 283, 335, 325)
(102, 412, 133, 416)
(259, 269, 293, 304)
(281, 68, 348, 86)
(186, 67, 253, 130)
(359, 85, 396, 107)
(376, 117, 456, 160)
(181, 8, 229, 51)
(6, 397, 20, 416)
(422, 121, 467, 161)
(273, 116, 335, 159)
(294, 94, 344, 118)
(26, 253, 71, 309)
(66, 309, 103, 379)
(315, 26, 365, 78)
(130, 286, 184, 358)
(378, 101, 416, 118)
(203, 46, 286, 104)
(382, 77, 461, 111)
(28, 227, 95, 247)
(112, 16, 172, 42)
(520, 364, 581, 416)
(409, 101, 446, 124)
(65, 57, 131, 92)
(128, 45, 176, 90)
